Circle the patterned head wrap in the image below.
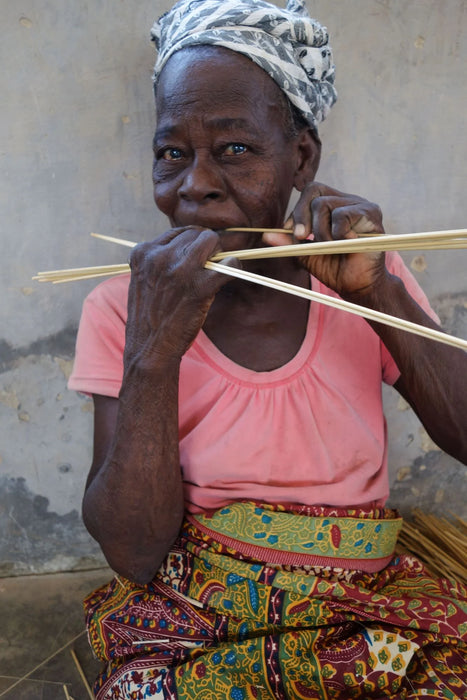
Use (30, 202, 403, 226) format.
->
(150, 0, 337, 131)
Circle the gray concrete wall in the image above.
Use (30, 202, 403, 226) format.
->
(1, 0, 465, 576)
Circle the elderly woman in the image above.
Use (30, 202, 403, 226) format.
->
(69, 0, 467, 697)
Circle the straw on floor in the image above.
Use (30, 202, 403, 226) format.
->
(396, 509, 467, 586)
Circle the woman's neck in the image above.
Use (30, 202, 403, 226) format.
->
(203, 258, 311, 371)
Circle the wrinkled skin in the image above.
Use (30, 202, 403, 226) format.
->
(82, 47, 467, 584)
(264, 182, 386, 296)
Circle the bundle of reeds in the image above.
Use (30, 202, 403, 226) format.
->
(396, 509, 467, 586)
(33, 229, 467, 351)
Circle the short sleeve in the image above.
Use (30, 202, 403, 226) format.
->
(67, 274, 130, 397)
(381, 252, 440, 385)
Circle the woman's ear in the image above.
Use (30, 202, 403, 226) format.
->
(293, 128, 321, 191)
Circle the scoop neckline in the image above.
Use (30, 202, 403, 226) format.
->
(193, 276, 324, 386)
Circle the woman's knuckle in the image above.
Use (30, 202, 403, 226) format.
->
(129, 244, 145, 268)
(310, 195, 324, 212)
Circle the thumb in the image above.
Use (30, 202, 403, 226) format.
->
(262, 231, 295, 246)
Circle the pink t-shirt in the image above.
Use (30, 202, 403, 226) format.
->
(69, 253, 437, 513)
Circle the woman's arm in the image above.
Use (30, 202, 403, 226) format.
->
(264, 181, 467, 463)
(83, 362, 184, 585)
(348, 271, 467, 463)
(82, 227, 234, 583)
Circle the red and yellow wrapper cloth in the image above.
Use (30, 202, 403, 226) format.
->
(188, 501, 402, 573)
(85, 502, 467, 699)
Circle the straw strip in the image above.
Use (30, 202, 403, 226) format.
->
(91, 230, 467, 260)
(449, 512, 467, 535)
(0, 630, 86, 698)
(205, 261, 467, 351)
(34, 262, 130, 277)
(33, 229, 467, 350)
(225, 227, 466, 239)
(33, 267, 467, 350)
(226, 227, 294, 234)
(396, 509, 467, 585)
(398, 529, 465, 582)
(224, 227, 381, 237)
(211, 229, 467, 262)
(34, 264, 130, 284)
(37, 259, 467, 350)
(90, 232, 137, 247)
(49, 269, 130, 284)
(70, 648, 94, 700)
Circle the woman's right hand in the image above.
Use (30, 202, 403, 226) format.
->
(125, 227, 234, 373)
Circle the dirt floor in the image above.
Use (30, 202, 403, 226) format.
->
(0, 569, 112, 699)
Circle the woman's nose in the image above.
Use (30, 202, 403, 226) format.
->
(178, 155, 225, 203)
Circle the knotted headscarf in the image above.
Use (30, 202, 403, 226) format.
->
(150, 0, 337, 131)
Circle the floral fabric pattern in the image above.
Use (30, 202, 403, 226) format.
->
(85, 503, 467, 699)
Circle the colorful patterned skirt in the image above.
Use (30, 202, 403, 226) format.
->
(85, 502, 467, 699)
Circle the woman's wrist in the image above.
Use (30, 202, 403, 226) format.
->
(342, 268, 403, 312)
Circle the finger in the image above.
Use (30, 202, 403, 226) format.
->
(283, 214, 305, 238)
(304, 181, 363, 200)
(176, 230, 239, 298)
(287, 183, 333, 238)
(290, 182, 366, 240)
(262, 231, 295, 247)
(129, 227, 194, 268)
(329, 204, 384, 240)
(177, 228, 221, 262)
(347, 213, 384, 235)
(216, 255, 242, 270)
(130, 228, 221, 292)
(202, 255, 244, 295)
(310, 195, 342, 241)
(310, 198, 383, 242)
(151, 226, 194, 245)
(139, 227, 219, 264)
(288, 194, 313, 239)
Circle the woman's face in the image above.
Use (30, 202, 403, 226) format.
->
(152, 47, 318, 246)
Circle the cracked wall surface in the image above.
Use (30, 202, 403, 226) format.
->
(1, 0, 465, 575)
(0, 354, 105, 575)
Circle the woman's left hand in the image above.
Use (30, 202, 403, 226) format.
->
(265, 182, 467, 465)
(262, 181, 387, 298)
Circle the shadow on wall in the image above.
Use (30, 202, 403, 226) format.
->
(0, 475, 105, 577)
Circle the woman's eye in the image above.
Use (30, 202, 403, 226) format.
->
(224, 143, 248, 156)
(160, 147, 183, 161)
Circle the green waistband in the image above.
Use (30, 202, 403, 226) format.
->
(192, 502, 402, 562)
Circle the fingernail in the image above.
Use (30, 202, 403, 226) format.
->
(294, 223, 306, 239)
(284, 216, 293, 230)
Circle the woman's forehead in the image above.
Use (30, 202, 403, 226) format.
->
(156, 47, 285, 129)
(157, 46, 280, 106)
